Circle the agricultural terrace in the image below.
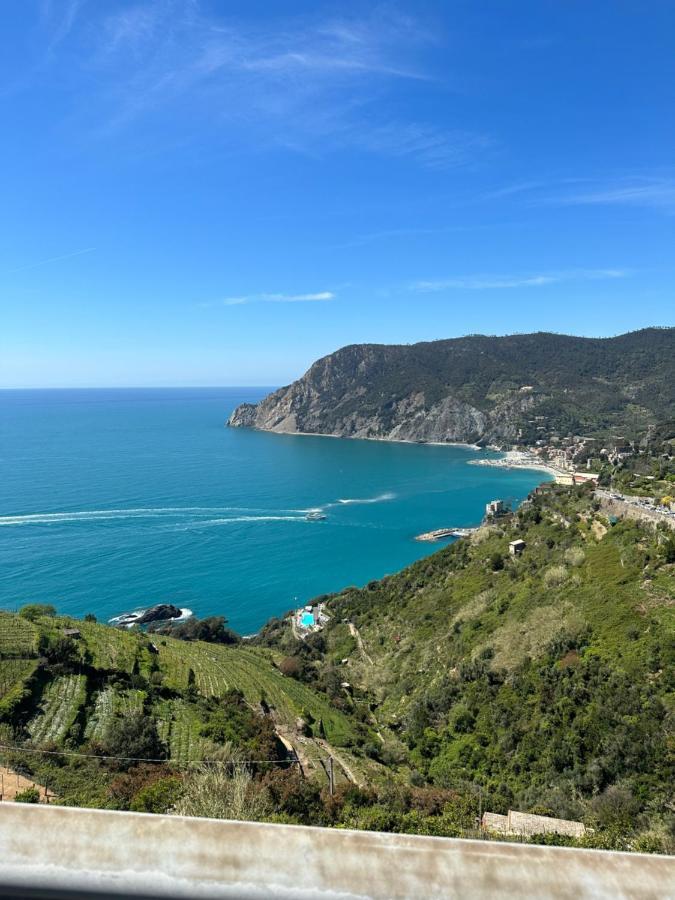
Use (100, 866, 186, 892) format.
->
(156, 639, 356, 747)
(156, 699, 214, 763)
(28, 675, 87, 746)
(84, 686, 146, 743)
(75, 620, 149, 675)
(0, 613, 39, 657)
(0, 658, 39, 717)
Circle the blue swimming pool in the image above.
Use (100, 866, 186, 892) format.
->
(301, 612, 314, 628)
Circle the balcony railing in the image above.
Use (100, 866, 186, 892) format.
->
(0, 803, 672, 899)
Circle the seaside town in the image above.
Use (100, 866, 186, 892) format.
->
(414, 428, 675, 547)
(475, 429, 675, 524)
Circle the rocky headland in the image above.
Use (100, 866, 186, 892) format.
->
(228, 329, 675, 446)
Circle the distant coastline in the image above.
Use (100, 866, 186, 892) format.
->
(274, 429, 560, 480)
(267, 428, 481, 450)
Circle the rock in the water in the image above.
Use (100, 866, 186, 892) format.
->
(136, 604, 183, 625)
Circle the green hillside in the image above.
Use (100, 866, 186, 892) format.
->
(0, 611, 374, 810)
(258, 483, 675, 848)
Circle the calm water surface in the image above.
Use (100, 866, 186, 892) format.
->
(0, 389, 549, 633)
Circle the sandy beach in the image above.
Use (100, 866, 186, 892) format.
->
(468, 449, 565, 481)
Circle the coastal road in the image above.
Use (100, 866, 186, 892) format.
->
(596, 489, 675, 529)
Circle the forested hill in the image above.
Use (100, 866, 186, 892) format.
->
(228, 327, 675, 445)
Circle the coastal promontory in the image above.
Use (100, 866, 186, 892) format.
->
(228, 328, 675, 445)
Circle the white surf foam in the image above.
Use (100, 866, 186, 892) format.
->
(0, 506, 312, 527)
(335, 492, 396, 505)
(175, 515, 308, 530)
(109, 606, 193, 627)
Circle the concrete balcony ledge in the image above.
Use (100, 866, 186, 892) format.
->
(0, 803, 673, 899)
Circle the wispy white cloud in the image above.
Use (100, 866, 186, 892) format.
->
(212, 291, 335, 307)
(45, 2, 486, 169)
(42, 0, 87, 51)
(481, 180, 548, 201)
(6, 246, 95, 275)
(413, 269, 628, 292)
(349, 123, 491, 170)
(551, 178, 675, 213)
(484, 176, 675, 214)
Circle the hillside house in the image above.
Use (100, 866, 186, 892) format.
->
(485, 499, 505, 518)
(508, 539, 526, 556)
(573, 472, 600, 485)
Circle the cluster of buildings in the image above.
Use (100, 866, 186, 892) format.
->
(484, 499, 507, 519)
(526, 433, 634, 476)
(294, 602, 329, 638)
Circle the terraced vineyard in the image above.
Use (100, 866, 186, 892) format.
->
(28, 675, 87, 745)
(157, 640, 356, 747)
(0, 659, 38, 698)
(76, 621, 142, 674)
(156, 699, 210, 763)
(84, 686, 146, 742)
(0, 613, 39, 657)
(0, 658, 39, 717)
(83, 685, 115, 741)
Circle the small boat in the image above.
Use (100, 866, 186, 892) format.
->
(305, 510, 327, 521)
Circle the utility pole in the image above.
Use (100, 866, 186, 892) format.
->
(328, 756, 335, 796)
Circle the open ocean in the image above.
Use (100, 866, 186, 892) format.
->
(0, 388, 549, 634)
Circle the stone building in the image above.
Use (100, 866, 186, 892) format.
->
(482, 810, 585, 839)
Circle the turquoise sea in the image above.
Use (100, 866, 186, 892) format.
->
(0, 389, 549, 634)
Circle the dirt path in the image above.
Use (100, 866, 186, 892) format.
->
(314, 738, 363, 787)
(270, 718, 314, 774)
(290, 615, 300, 641)
(0, 766, 54, 803)
(349, 623, 373, 666)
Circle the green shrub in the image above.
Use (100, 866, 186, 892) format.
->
(14, 787, 40, 803)
(19, 604, 56, 622)
(130, 776, 183, 814)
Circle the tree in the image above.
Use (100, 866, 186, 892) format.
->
(103, 712, 166, 770)
(130, 776, 183, 814)
(278, 656, 301, 678)
(154, 616, 240, 645)
(490, 552, 504, 572)
(19, 603, 56, 622)
(660, 535, 675, 564)
(42, 636, 80, 669)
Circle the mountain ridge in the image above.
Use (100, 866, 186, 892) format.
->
(228, 328, 675, 445)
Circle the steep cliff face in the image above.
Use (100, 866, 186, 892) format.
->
(227, 329, 675, 444)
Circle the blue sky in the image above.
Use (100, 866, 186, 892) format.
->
(1, 0, 674, 387)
